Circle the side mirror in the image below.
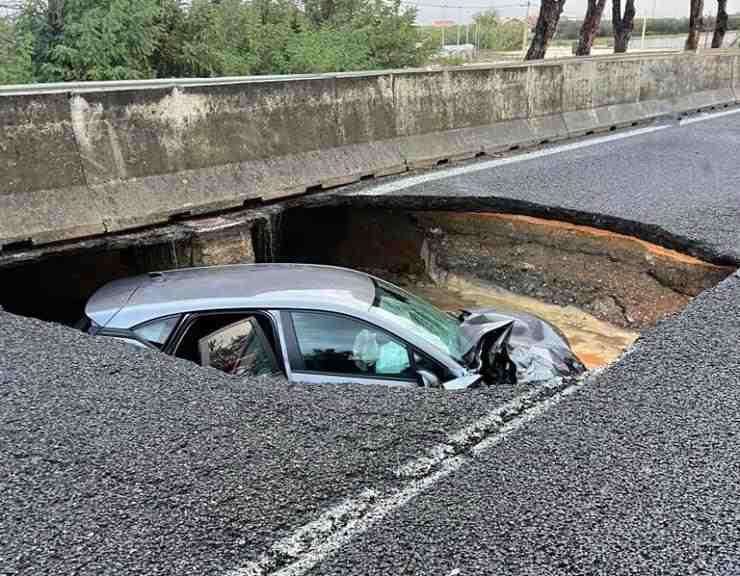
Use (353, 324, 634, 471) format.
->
(416, 369, 441, 388)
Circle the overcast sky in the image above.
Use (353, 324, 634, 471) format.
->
(412, 0, 740, 25)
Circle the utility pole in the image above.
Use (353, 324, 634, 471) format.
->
(702, 4, 710, 50)
(703, 16, 710, 50)
(640, 0, 657, 50)
(457, 6, 461, 45)
(441, 0, 447, 47)
(521, 0, 531, 58)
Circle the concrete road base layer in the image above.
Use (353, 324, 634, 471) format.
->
(1, 50, 739, 249)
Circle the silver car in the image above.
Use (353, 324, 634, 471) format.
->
(81, 264, 585, 390)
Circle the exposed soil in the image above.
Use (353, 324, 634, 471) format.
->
(416, 212, 733, 330)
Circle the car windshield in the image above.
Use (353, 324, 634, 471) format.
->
(369, 279, 471, 363)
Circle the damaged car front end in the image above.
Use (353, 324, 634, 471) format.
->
(453, 310, 586, 390)
(370, 278, 586, 391)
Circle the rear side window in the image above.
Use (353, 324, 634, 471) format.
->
(198, 317, 279, 377)
(133, 316, 180, 349)
(172, 312, 283, 377)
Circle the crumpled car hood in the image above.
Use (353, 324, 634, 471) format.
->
(459, 307, 586, 385)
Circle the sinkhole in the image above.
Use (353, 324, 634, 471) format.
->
(0, 207, 733, 371)
(276, 208, 734, 369)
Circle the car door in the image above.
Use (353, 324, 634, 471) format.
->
(280, 310, 421, 387)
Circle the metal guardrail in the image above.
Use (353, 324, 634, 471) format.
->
(0, 70, 398, 96)
(1, 49, 737, 97)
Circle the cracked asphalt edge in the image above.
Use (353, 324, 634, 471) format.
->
(226, 372, 598, 576)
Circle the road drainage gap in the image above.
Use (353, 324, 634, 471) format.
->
(226, 375, 588, 576)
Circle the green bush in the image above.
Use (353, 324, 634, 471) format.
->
(0, 0, 429, 84)
(486, 21, 526, 51)
(46, 0, 163, 81)
(0, 17, 35, 84)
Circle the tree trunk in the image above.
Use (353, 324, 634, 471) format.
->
(612, 0, 636, 53)
(712, 0, 728, 48)
(686, 0, 705, 50)
(525, 0, 566, 60)
(576, 0, 607, 56)
(47, 0, 66, 39)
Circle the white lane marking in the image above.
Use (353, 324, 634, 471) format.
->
(679, 106, 740, 126)
(394, 382, 558, 480)
(226, 379, 587, 576)
(351, 125, 671, 197)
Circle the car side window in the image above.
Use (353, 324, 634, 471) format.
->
(198, 317, 279, 377)
(133, 316, 180, 349)
(173, 313, 281, 377)
(290, 312, 414, 379)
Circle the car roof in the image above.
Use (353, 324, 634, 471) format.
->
(86, 263, 377, 329)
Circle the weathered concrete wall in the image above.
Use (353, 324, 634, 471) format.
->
(1, 93, 104, 244)
(1, 50, 738, 249)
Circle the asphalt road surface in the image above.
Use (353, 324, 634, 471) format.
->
(2, 109, 740, 576)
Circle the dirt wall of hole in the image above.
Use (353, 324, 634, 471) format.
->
(278, 207, 734, 330)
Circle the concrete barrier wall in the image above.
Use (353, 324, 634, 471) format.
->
(1, 50, 738, 248)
